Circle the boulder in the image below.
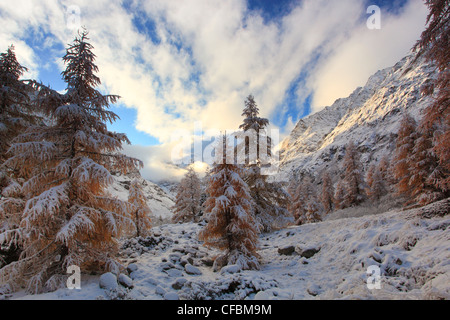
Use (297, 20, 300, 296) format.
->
(219, 264, 240, 275)
(296, 246, 320, 258)
(185, 264, 202, 275)
(118, 273, 133, 288)
(127, 263, 138, 274)
(99, 272, 118, 291)
(278, 245, 295, 256)
(164, 292, 179, 300)
(172, 277, 188, 290)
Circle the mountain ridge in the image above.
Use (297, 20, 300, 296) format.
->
(277, 52, 437, 182)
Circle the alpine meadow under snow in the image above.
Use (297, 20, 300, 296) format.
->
(0, 0, 449, 300)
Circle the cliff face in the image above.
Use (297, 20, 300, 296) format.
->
(277, 53, 436, 182)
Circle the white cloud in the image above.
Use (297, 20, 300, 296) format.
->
(0, 0, 428, 182)
(309, 0, 428, 111)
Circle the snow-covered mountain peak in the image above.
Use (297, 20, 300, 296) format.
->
(278, 53, 436, 181)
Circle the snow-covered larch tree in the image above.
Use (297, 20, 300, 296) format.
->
(340, 141, 365, 208)
(128, 179, 152, 237)
(199, 135, 259, 272)
(365, 164, 384, 203)
(392, 113, 418, 204)
(0, 45, 35, 166)
(172, 166, 202, 223)
(0, 30, 142, 293)
(414, 0, 449, 196)
(289, 175, 318, 225)
(0, 46, 37, 272)
(333, 180, 346, 210)
(238, 95, 292, 232)
(319, 170, 334, 214)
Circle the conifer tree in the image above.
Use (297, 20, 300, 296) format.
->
(172, 166, 202, 223)
(305, 199, 322, 224)
(290, 175, 315, 225)
(199, 135, 259, 271)
(333, 180, 346, 210)
(238, 95, 292, 232)
(392, 114, 418, 203)
(340, 141, 364, 208)
(128, 179, 152, 237)
(0, 45, 35, 166)
(0, 30, 142, 293)
(319, 170, 334, 214)
(365, 164, 385, 203)
(0, 176, 24, 269)
(305, 182, 322, 224)
(414, 0, 449, 198)
(239, 94, 269, 137)
(409, 128, 442, 205)
(0, 46, 37, 272)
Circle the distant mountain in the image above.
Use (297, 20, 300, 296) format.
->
(277, 52, 436, 182)
(107, 170, 175, 224)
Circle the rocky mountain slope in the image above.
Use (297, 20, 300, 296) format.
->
(277, 52, 436, 182)
(107, 171, 175, 224)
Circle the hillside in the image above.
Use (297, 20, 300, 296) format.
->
(107, 171, 175, 225)
(9, 198, 449, 300)
(277, 52, 436, 182)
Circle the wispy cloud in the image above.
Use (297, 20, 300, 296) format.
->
(0, 0, 428, 181)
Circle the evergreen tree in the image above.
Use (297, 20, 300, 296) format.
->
(238, 95, 292, 232)
(365, 164, 385, 203)
(409, 128, 442, 205)
(290, 175, 315, 225)
(340, 141, 364, 208)
(128, 179, 152, 237)
(0, 30, 142, 293)
(392, 113, 418, 202)
(414, 0, 449, 198)
(305, 181, 322, 224)
(199, 135, 259, 271)
(319, 170, 334, 214)
(0, 45, 35, 165)
(0, 176, 24, 269)
(172, 166, 202, 223)
(333, 180, 346, 210)
(239, 94, 269, 137)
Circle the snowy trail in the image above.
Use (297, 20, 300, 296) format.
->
(10, 199, 450, 300)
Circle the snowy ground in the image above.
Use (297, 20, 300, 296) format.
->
(7, 199, 450, 300)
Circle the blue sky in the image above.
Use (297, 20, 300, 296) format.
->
(0, 0, 428, 181)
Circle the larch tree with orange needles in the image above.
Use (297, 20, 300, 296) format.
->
(199, 135, 259, 272)
(172, 166, 202, 223)
(239, 95, 292, 232)
(414, 0, 449, 199)
(128, 179, 152, 237)
(0, 45, 36, 166)
(0, 30, 142, 293)
(0, 45, 36, 270)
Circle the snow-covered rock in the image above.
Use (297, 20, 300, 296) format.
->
(185, 264, 202, 275)
(9, 199, 450, 300)
(220, 264, 241, 275)
(164, 292, 179, 300)
(99, 273, 118, 291)
(118, 274, 133, 289)
(254, 291, 271, 300)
